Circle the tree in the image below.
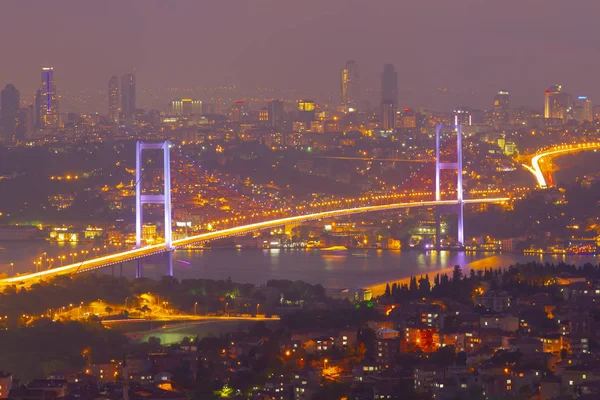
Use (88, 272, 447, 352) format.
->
(195, 358, 214, 400)
(384, 283, 391, 297)
(105, 306, 113, 314)
(419, 275, 431, 294)
(452, 265, 462, 282)
(409, 276, 418, 292)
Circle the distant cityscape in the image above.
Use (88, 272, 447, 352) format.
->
(1, 59, 600, 400)
(1, 61, 598, 145)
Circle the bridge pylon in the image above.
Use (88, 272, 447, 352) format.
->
(435, 124, 464, 247)
(135, 140, 173, 277)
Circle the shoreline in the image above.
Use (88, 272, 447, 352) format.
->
(365, 253, 546, 297)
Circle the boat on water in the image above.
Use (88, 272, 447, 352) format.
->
(320, 245, 348, 255)
(351, 250, 371, 258)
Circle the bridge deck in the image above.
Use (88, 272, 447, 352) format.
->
(1, 197, 508, 286)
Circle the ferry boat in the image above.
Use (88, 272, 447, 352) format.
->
(320, 245, 348, 255)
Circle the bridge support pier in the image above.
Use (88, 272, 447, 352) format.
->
(166, 251, 173, 277)
(435, 209, 441, 249)
(136, 260, 143, 279)
(435, 123, 465, 247)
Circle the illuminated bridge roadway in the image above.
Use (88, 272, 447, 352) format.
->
(1, 197, 508, 286)
(522, 142, 600, 188)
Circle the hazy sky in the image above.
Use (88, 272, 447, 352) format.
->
(1, 0, 599, 112)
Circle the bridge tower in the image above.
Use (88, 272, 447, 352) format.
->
(435, 124, 464, 247)
(135, 140, 173, 277)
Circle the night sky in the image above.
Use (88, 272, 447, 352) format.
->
(0, 0, 598, 111)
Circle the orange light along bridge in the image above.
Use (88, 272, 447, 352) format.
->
(1, 197, 508, 286)
(521, 142, 600, 188)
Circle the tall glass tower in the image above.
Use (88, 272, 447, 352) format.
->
(40, 67, 59, 129)
(121, 73, 136, 120)
(108, 75, 120, 124)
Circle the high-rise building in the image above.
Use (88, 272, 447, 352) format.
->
(381, 64, 398, 106)
(171, 98, 202, 115)
(268, 99, 284, 126)
(108, 75, 120, 124)
(40, 67, 59, 129)
(34, 89, 43, 130)
(544, 85, 571, 120)
(381, 101, 396, 131)
(341, 60, 360, 109)
(0, 84, 20, 143)
(381, 64, 398, 131)
(15, 106, 33, 141)
(492, 91, 511, 124)
(574, 96, 593, 122)
(121, 73, 136, 119)
(297, 99, 316, 123)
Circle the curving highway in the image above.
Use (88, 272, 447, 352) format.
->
(522, 142, 600, 188)
(0, 197, 508, 286)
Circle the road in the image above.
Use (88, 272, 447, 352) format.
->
(522, 142, 600, 188)
(101, 315, 280, 324)
(0, 197, 508, 286)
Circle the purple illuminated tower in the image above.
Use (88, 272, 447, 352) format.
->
(435, 123, 464, 247)
(135, 140, 173, 276)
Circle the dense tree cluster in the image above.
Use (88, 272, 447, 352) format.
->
(0, 319, 127, 382)
(382, 261, 600, 305)
(0, 274, 329, 324)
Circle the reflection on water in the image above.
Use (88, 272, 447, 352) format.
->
(1, 242, 598, 294)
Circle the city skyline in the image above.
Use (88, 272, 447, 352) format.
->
(1, 1, 600, 112)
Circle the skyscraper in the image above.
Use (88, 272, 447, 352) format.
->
(381, 102, 396, 130)
(492, 91, 511, 124)
(121, 73, 136, 120)
(381, 64, 398, 131)
(40, 67, 59, 129)
(544, 85, 571, 120)
(108, 75, 120, 124)
(381, 64, 398, 105)
(268, 99, 284, 127)
(15, 107, 33, 142)
(574, 96, 593, 122)
(0, 84, 20, 143)
(341, 60, 359, 109)
(34, 89, 43, 130)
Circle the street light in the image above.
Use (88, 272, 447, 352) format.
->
(256, 303, 260, 316)
(194, 302, 198, 315)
